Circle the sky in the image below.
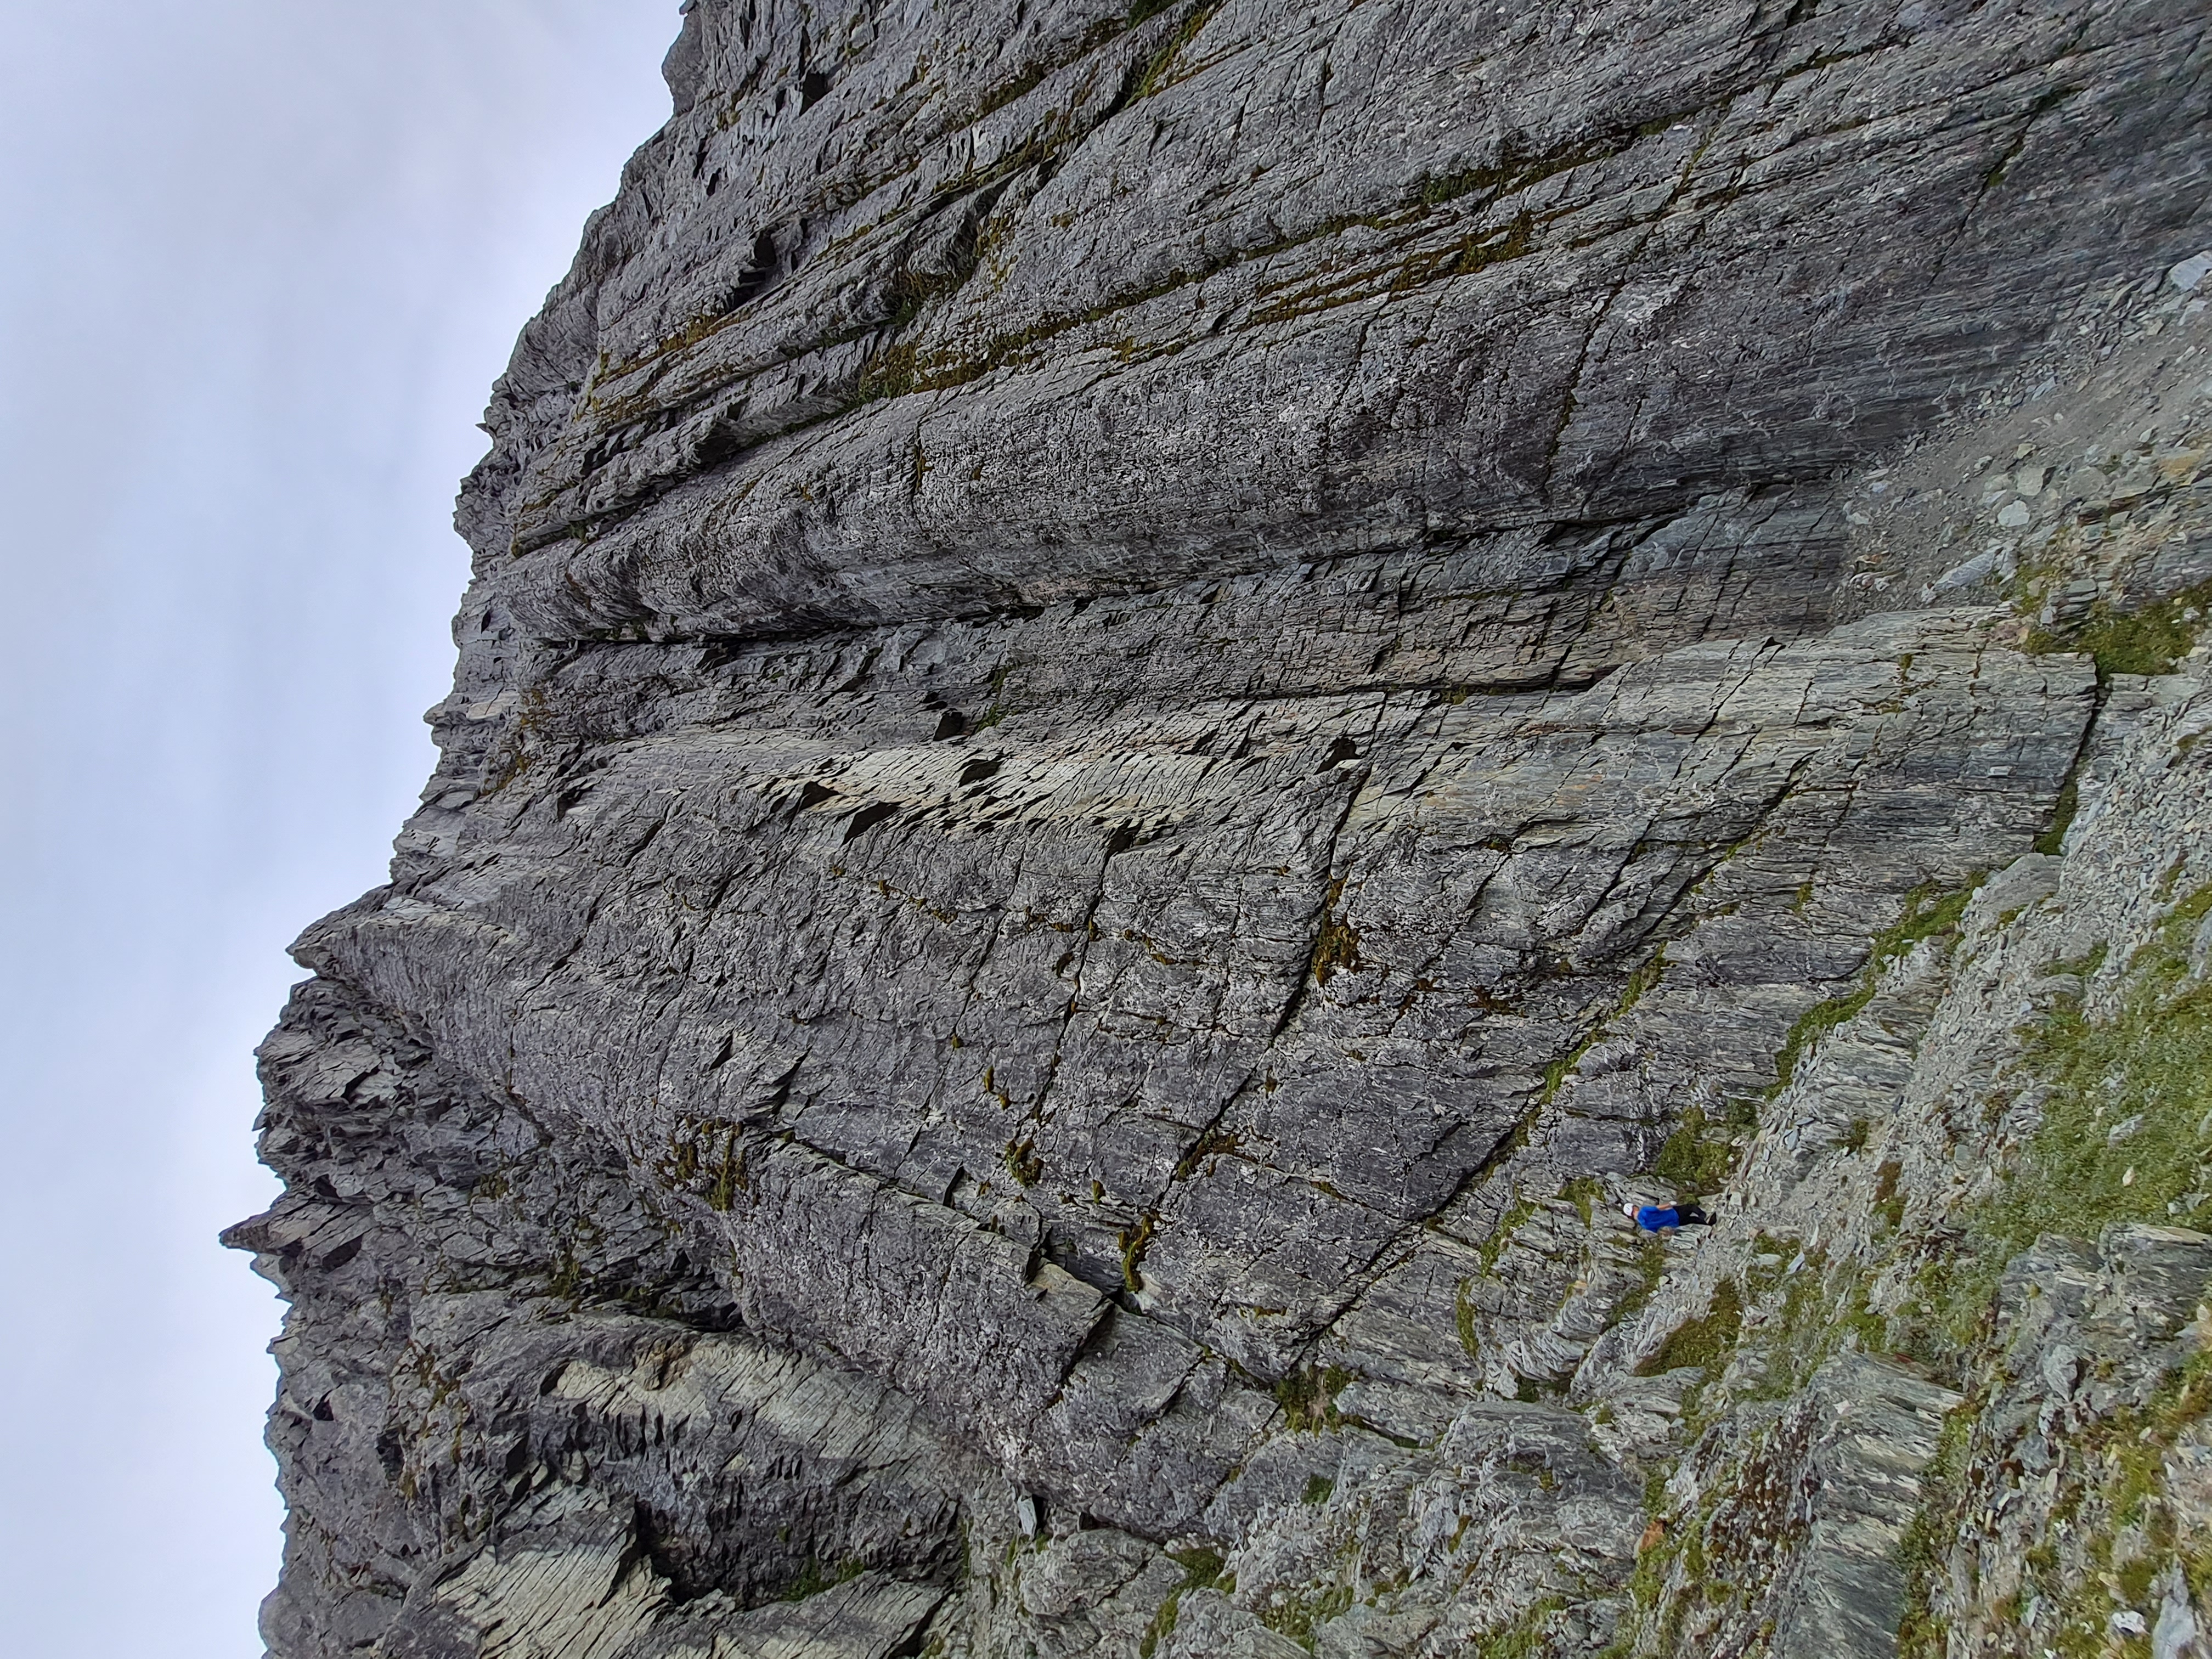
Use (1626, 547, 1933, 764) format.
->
(0, 4, 679, 1651)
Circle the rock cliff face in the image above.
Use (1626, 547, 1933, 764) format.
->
(226, 3, 2212, 1655)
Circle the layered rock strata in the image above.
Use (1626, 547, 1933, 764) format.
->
(228, 3, 2212, 1655)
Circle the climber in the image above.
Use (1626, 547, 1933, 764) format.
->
(1623, 1200, 1713, 1234)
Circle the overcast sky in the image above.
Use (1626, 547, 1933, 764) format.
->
(0, 4, 678, 1651)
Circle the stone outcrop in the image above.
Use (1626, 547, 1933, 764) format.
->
(227, 2, 2212, 1655)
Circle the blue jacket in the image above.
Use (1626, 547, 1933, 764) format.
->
(1635, 1205, 1684, 1232)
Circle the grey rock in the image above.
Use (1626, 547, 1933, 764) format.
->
(1767, 1358, 1964, 1659)
(229, 2, 2212, 1656)
(2100, 1224, 2212, 1343)
(2157, 1564, 2207, 1659)
(1928, 548, 2002, 595)
(1155, 1590, 1308, 1659)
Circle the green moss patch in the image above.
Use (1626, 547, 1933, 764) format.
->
(1541, 944, 1668, 1104)
(1563, 1173, 1607, 1227)
(2002, 884, 2212, 1232)
(1888, 884, 2212, 1653)
(1897, 883, 2212, 1363)
(1261, 1573, 1356, 1650)
(1651, 1104, 1740, 1195)
(1274, 1364, 1351, 1434)
(1638, 1278, 1743, 1378)
(1307, 876, 1362, 986)
(1138, 1546, 1236, 1658)
(1773, 876, 1985, 1092)
(2027, 582, 2212, 681)
(1477, 1193, 1540, 1274)
(1131, 0, 1221, 99)
(781, 1554, 866, 1601)
(1893, 1403, 1974, 1658)
(1476, 1596, 1567, 1659)
(1117, 1212, 1156, 1292)
(1899, 1350, 2212, 1659)
(1455, 1276, 1482, 1359)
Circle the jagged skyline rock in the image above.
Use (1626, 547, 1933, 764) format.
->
(228, 2, 2212, 1655)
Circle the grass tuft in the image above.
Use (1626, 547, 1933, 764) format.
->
(1773, 876, 1985, 1091)
(1637, 1277, 1743, 1378)
(2026, 582, 2212, 681)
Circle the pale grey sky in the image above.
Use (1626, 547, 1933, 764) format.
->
(0, 4, 678, 1651)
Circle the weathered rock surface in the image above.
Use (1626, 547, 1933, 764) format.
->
(228, 2, 2212, 1655)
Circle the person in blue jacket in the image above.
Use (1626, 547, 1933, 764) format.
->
(1624, 1200, 1712, 1234)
